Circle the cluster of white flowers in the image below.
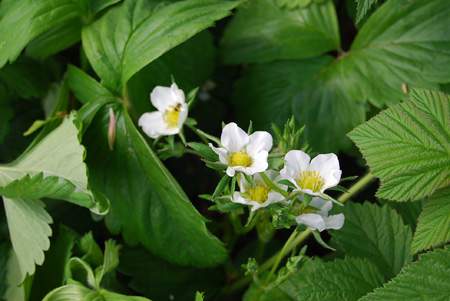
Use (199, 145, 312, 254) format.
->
(139, 84, 344, 232)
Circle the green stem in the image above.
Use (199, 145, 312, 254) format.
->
(265, 228, 298, 283)
(224, 172, 376, 294)
(260, 173, 289, 197)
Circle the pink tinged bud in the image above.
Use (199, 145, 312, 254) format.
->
(108, 108, 116, 151)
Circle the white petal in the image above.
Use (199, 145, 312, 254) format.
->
(280, 150, 310, 180)
(150, 83, 185, 111)
(310, 198, 332, 214)
(220, 122, 249, 152)
(209, 144, 229, 165)
(245, 151, 269, 175)
(267, 191, 285, 203)
(324, 214, 345, 230)
(296, 213, 326, 232)
(138, 111, 165, 139)
(232, 192, 264, 212)
(247, 131, 273, 155)
(309, 153, 341, 191)
(226, 167, 236, 177)
(177, 102, 189, 128)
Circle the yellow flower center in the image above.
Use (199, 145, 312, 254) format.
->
(229, 151, 252, 167)
(245, 185, 269, 203)
(164, 103, 182, 128)
(296, 171, 324, 193)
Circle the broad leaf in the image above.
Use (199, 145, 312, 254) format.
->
(0, 0, 79, 67)
(3, 198, 52, 281)
(119, 247, 222, 300)
(84, 106, 227, 267)
(331, 202, 412, 279)
(360, 247, 450, 300)
(412, 187, 450, 253)
(232, 57, 333, 130)
(349, 89, 450, 201)
(128, 31, 215, 116)
(257, 258, 384, 301)
(221, 0, 340, 64)
(82, 0, 239, 93)
(385, 200, 422, 229)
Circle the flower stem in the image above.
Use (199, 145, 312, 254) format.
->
(224, 172, 376, 294)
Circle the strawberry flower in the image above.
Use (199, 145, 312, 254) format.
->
(138, 83, 188, 139)
(296, 197, 344, 232)
(209, 122, 272, 177)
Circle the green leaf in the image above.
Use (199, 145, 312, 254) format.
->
(385, 200, 422, 229)
(258, 258, 384, 301)
(79, 232, 103, 268)
(3, 198, 52, 282)
(119, 247, 222, 301)
(221, 0, 340, 64)
(95, 240, 120, 286)
(84, 106, 227, 267)
(82, 0, 239, 93)
(0, 117, 108, 214)
(349, 89, 450, 201)
(42, 284, 95, 301)
(360, 247, 450, 301)
(232, 57, 333, 130)
(127, 31, 215, 115)
(412, 187, 450, 253)
(0, 241, 10, 299)
(29, 225, 77, 301)
(355, 0, 379, 23)
(0, 0, 80, 67)
(331, 202, 412, 279)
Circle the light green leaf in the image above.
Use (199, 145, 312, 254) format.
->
(43, 284, 98, 301)
(95, 240, 120, 286)
(0, 117, 108, 214)
(412, 187, 450, 253)
(360, 247, 450, 301)
(0, 0, 79, 67)
(221, 0, 340, 64)
(257, 258, 384, 301)
(28, 226, 77, 301)
(3, 198, 52, 282)
(84, 106, 227, 267)
(232, 57, 333, 130)
(195, 292, 205, 301)
(331, 202, 412, 279)
(349, 89, 450, 201)
(79, 232, 103, 268)
(83, 0, 239, 93)
(355, 0, 379, 23)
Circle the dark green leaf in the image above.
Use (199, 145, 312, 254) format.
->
(119, 247, 222, 300)
(222, 0, 340, 64)
(355, 0, 380, 23)
(331, 202, 412, 279)
(257, 258, 384, 301)
(85, 106, 227, 267)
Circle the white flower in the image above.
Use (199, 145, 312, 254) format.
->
(232, 171, 286, 212)
(209, 122, 273, 177)
(138, 83, 188, 139)
(280, 150, 341, 196)
(296, 198, 344, 232)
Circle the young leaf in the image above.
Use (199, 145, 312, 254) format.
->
(412, 187, 450, 253)
(330, 202, 412, 279)
(3, 198, 52, 282)
(257, 258, 384, 301)
(349, 89, 450, 202)
(221, 0, 340, 64)
(82, 0, 239, 93)
(84, 106, 227, 267)
(360, 247, 450, 301)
